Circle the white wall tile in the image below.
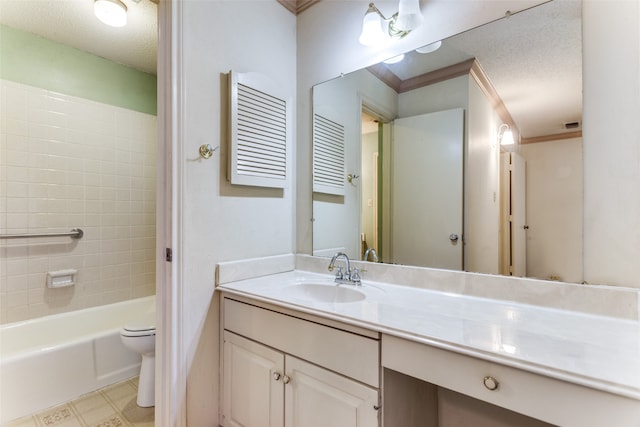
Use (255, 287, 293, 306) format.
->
(0, 80, 156, 323)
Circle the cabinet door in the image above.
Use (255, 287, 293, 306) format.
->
(285, 356, 379, 427)
(222, 331, 285, 427)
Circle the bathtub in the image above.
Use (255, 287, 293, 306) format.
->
(0, 296, 155, 424)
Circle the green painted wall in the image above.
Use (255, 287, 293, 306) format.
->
(0, 25, 156, 115)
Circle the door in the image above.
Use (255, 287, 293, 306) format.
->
(285, 356, 379, 427)
(222, 331, 285, 427)
(391, 109, 464, 270)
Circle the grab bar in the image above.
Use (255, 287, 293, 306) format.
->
(0, 228, 84, 240)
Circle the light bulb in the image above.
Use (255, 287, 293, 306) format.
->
(359, 7, 388, 46)
(501, 130, 515, 146)
(395, 0, 423, 31)
(94, 0, 127, 28)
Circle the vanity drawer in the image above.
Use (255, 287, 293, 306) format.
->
(223, 298, 380, 387)
(382, 334, 640, 427)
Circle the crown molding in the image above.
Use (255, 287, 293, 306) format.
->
(521, 131, 583, 144)
(277, 0, 321, 15)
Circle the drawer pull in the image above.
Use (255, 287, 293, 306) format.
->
(483, 376, 499, 391)
(273, 372, 282, 381)
(283, 375, 291, 384)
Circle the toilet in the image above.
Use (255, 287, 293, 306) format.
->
(120, 311, 156, 407)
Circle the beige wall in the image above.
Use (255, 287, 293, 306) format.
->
(466, 78, 501, 275)
(583, 0, 640, 287)
(0, 80, 156, 324)
(175, 1, 296, 423)
(520, 138, 583, 283)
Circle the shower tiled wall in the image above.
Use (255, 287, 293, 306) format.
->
(0, 79, 157, 324)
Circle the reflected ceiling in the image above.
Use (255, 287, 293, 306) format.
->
(381, 1, 582, 139)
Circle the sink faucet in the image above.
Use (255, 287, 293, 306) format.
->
(363, 248, 379, 262)
(328, 252, 361, 286)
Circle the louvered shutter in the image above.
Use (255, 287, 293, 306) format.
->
(229, 71, 291, 188)
(313, 114, 345, 195)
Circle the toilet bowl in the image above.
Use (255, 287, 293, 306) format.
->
(120, 311, 156, 407)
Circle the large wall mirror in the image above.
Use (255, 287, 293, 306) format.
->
(312, 1, 583, 283)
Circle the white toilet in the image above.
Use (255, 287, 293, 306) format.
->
(120, 311, 156, 407)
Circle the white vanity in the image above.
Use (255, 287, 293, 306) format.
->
(217, 258, 640, 427)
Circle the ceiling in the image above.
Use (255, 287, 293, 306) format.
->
(0, 0, 581, 140)
(383, 1, 582, 139)
(0, 0, 158, 75)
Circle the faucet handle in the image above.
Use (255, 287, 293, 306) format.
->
(351, 267, 362, 285)
(335, 266, 344, 280)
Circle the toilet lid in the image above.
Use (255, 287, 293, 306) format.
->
(122, 311, 156, 336)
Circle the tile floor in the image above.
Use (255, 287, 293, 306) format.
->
(5, 378, 154, 427)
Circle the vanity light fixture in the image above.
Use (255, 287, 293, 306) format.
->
(359, 0, 424, 46)
(498, 123, 516, 146)
(94, 0, 128, 28)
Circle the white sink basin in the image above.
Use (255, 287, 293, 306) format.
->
(285, 283, 365, 303)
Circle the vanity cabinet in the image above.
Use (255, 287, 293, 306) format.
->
(382, 334, 640, 427)
(221, 297, 380, 427)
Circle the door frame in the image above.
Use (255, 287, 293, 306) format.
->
(156, 0, 187, 426)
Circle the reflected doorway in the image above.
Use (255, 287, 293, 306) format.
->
(360, 110, 381, 261)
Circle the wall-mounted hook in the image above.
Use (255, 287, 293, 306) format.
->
(347, 173, 360, 183)
(199, 144, 219, 159)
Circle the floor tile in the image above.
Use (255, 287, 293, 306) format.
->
(3, 378, 153, 427)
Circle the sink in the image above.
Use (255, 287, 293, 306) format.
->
(284, 283, 365, 303)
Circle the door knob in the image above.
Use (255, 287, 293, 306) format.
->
(449, 233, 459, 242)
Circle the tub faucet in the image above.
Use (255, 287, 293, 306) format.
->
(328, 252, 361, 286)
(364, 248, 379, 262)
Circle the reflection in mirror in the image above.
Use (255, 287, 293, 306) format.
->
(312, 1, 583, 283)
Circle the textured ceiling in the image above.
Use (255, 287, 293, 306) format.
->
(0, 0, 158, 75)
(385, 1, 582, 139)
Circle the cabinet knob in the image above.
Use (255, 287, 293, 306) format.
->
(273, 372, 282, 381)
(283, 375, 291, 384)
(483, 376, 499, 391)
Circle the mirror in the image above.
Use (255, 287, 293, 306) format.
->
(312, 1, 583, 283)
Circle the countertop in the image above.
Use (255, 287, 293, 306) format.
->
(217, 270, 640, 401)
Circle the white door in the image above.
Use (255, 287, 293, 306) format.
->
(510, 152, 527, 276)
(391, 109, 464, 270)
(284, 356, 379, 427)
(222, 331, 285, 427)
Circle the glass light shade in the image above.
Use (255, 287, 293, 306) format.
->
(395, 0, 423, 31)
(501, 129, 515, 146)
(94, 0, 127, 28)
(359, 10, 387, 46)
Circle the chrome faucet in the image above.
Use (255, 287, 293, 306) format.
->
(363, 248, 379, 262)
(328, 252, 361, 286)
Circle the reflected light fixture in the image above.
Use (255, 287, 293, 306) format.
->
(383, 54, 405, 64)
(498, 123, 515, 146)
(359, 1, 423, 46)
(94, 0, 128, 28)
(415, 40, 442, 54)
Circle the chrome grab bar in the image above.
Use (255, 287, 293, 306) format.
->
(0, 228, 84, 240)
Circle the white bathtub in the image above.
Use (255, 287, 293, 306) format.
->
(0, 296, 155, 424)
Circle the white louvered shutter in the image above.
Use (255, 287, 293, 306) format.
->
(229, 71, 291, 188)
(313, 114, 345, 195)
